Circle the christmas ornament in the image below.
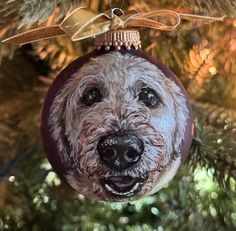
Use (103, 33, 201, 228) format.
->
(3, 6, 224, 202)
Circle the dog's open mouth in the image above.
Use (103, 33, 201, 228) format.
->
(100, 175, 147, 198)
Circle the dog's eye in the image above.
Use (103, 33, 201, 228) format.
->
(82, 87, 102, 106)
(138, 88, 160, 107)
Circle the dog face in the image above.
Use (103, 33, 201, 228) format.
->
(49, 51, 189, 202)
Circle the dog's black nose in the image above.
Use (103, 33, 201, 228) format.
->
(97, 133, 144, 171)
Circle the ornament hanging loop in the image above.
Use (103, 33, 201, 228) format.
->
(109, 8, 125, 18)
(109, 8, 125, 30)
(107, 0, 125, 10)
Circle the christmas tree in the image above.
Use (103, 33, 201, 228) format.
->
(0, 0, 235, 230)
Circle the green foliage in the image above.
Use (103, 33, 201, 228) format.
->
(183, 0, 236, 17)
(1, 161, 236, 231)
(0, 0, 81, 61)
(190, 122, 236, 191)
(0, 0, 80, 27)
(0, 0, 235, 230)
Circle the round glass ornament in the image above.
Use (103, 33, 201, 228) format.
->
(41, 47, 193, 202)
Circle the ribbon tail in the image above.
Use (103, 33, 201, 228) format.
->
(2, 25, 66, 45)
(179, 13, 225, 22)
(125, 18, 179, 30)
(124, 10, 181, 31)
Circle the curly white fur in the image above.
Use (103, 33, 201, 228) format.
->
(49, 51, 189, 201)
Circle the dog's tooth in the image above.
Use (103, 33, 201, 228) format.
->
(133, 183, 139, 190)
(105, 184, 114, 193)
(105, 181, 140, 197)
(129, 183, 139, 194)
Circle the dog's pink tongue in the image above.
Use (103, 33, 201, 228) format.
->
(109, 176, 136, 189)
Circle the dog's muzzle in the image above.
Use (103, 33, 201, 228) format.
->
(97, 133, 144, 171)
(97, 133, 146, 199)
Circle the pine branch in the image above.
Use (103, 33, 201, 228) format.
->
(0, 51, 42, 162)
(0, 0, 80, 27)
(182, 39, 216, 98)
(189, 121, 236, 192)
(192, 101, 236, 133)
(0, 149, 37, 182)
(181, 25, 236, 107)
(0, 0, 81, 61)
(33, 37, 87, 72)
(129, 0, 236, 17)
(183, 0, 236, 17)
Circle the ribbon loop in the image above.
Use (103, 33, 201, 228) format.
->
(2, 7, 225, 45)
(61, 7, 111, 41)
(124, 10, 181, 31)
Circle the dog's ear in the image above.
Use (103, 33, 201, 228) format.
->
(164, 78, 189, 154)
(48, 84, 73, 165)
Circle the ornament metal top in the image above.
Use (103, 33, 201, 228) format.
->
(3, 5, 224, 202)
(95, 29, 141, 51)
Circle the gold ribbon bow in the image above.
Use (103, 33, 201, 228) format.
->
(2, 7, 225, 45)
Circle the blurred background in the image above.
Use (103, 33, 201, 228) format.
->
(0, 0, 235, 230)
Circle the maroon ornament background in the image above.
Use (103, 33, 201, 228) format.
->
(40, 48, 193, 189)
